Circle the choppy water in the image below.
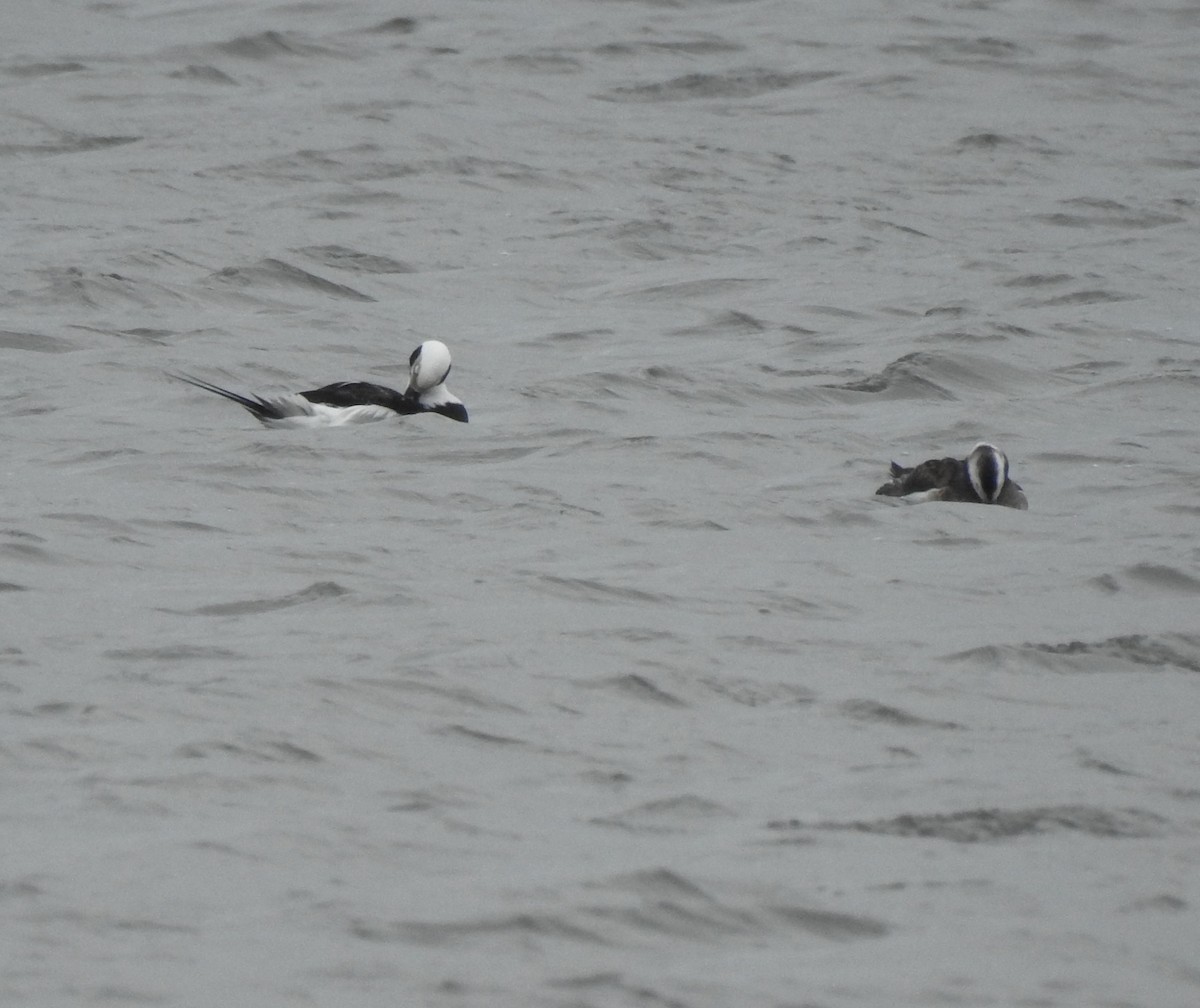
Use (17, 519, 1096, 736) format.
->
(3, 1, 1199, 1005)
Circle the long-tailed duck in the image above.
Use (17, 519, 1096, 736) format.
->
(876, 442, 1027, 509)
(172, 339, 467, 427)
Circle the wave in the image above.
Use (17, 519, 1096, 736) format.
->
(163, 581, 350, 617)
(771, 805, 1167, 842)
(947, 633, 1200, 673)
(203, 259, 375, 302)
(600, 68, 839, 102)
(819, 350, 1043, 401)
(351, 868, 888, 948)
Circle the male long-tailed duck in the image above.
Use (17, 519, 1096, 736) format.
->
(875, 442, 1027, 509)
(172, 339, 467, 427)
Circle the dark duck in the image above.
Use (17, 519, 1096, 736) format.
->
(876, 442, 1027, 509)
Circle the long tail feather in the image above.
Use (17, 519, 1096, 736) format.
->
(167, 372, 286, 422)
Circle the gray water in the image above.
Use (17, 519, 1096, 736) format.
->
(3, 1, 1199, 1005)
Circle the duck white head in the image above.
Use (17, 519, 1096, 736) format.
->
(406, 340, 467, 422)
(967, 442, 1008, 503)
